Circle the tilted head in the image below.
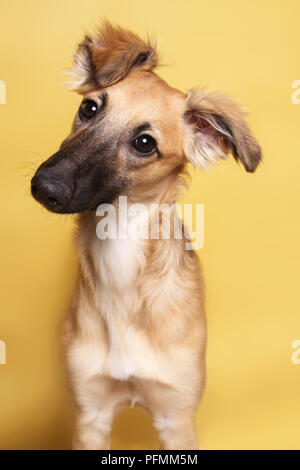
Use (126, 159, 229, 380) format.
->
(31, 22, 261, 213)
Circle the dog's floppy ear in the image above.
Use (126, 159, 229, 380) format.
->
(183, 89, 261, 172)
(67, 22, 158, 93)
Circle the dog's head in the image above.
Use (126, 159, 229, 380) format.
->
(31, 22, 261, 213)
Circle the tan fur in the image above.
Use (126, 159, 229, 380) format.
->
(61, 24, 261, 450)
(68, 22, 158, 93)
(184, 89, 262, 172)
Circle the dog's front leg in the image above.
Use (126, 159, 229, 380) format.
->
(153, 412, 198, 450)
(73, 404, 114, 450)
(68, 371, 118, 450)
(146, 382, 200, 450)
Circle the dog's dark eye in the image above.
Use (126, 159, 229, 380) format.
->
(133, 134, 156, 154)
(79, 99, 98, 120)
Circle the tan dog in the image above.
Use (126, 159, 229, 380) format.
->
(31, 23, 261, 450)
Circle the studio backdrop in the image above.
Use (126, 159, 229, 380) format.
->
(0, 0, 299, 450)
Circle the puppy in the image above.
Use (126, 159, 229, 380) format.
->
(31, 23, 261, 449)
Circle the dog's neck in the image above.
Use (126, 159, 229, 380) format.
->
(77, 170, 185, 239)
(75, 172, 185, 290)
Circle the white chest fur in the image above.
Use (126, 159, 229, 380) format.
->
(85, 233, 170, 383)
(88, 213, 155, 381)
(70, 204, 197, 387)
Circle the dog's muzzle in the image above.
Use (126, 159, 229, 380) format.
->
(31, 170, 72, 212)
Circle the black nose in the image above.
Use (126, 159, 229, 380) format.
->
(31, 172, 72, 212)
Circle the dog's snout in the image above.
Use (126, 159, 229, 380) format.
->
(31, 172, 72, 212)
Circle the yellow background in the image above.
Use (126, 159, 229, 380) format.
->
(0, 0, 299, 450)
